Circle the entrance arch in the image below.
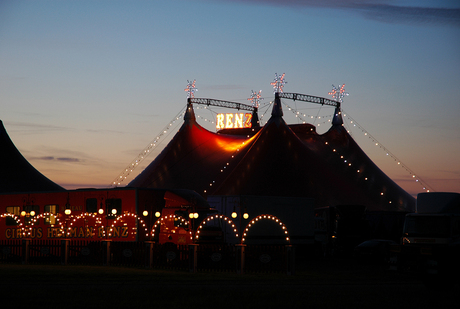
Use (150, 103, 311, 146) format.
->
(241, 214, 290, 244)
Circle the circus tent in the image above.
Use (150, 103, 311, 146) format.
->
(0, 120, 64, 193)
(129, 95, 415, 212)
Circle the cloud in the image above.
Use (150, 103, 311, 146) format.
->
(219, 0, 460, 26)
(0, 75, 27, 81)
(6, 121, 74, 134)
(86, 128, 127, 134)
(33, 156, 82, 163)
(357, 3, 460, 26)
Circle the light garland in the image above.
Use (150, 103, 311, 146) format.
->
(241, 214, 290, 244)
(281, 102, 333, 127)
(204, 139, 251, 195)
(108, 212, 148, 237)
(341, 110, 433, 193)
(322, 140, 394, 201)
(195, 105, 216, 125)
(150, 214, 192, 241)
(65, 212, 103, 237)
(258, 101, 273, 124)
(0, 213, 21, 225)
(195, 214, 239, 240)
(111, 108, 186, 187)
(0, 213, 23, 236)
(27, 212, 63, 237)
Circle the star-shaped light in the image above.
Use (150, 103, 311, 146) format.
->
(328, 84, 349, 103)
(248, 90, 263, 108)
(270, 73, 287, 93)
(184, 79, 197, 98)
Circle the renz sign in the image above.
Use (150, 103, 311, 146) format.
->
(216, 113, 253, 130)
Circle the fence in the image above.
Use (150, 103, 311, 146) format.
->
(0, 239, 295, 274)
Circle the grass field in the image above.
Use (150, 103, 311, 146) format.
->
(0, 259, 458, 309)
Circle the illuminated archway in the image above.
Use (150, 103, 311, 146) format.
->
(0, 213, 21, 225)
(241, 214, 290, 244)
(0, 213, 23, 238)
(108, 212, 148, 237)
(150, 214, 192, 242)
(195, 214, 239, 241)
(63, 212, 103, 238)
(28, 212, 63, 238)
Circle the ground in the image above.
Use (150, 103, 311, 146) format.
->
(0, 258, 458, 309)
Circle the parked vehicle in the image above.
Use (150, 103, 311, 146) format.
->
(315, 205, 370, 257)
(390, 192, 460, 287)
(354, 239, 397, 264)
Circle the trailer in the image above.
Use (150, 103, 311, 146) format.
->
(0, 188, 214, 245)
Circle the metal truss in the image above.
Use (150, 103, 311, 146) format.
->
(188, 98, 257, 112)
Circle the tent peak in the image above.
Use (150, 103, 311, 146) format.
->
(272, 93, 284, 117)
(184, 100, 196, 122)
(332, 106, 343, 126)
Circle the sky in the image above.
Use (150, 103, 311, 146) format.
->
(1, 0, 459, 196)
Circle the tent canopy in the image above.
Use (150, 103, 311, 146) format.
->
(129, 97, 415, 212)
(0, 120, 64, 193)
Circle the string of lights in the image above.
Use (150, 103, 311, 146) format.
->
(27, 212, 63, 237)
(196, 214, 239, 240)
(194, 105, 216, 126)
(203, 139, 249, 195)
(258, 101, 273, 124)
(282, 101, 334, 127)
(65, 212, 102, 237)
(151, 214, 192, 240)
(109, 212, 148, 237)
(341, 110, 434, 193)
(242, 215, 290, 243)
(110, 107, 186, 187)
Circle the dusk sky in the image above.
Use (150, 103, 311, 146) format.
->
(1, 0, 459, 196)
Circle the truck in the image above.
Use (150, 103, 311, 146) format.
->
(390, 192, 460, 287)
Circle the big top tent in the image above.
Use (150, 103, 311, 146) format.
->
(0, 120, 64, 193)
(128, 93, 415, 213)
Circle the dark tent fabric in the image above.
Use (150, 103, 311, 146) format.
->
(129, 99, 415, 212)
(0, 120, 64, 193)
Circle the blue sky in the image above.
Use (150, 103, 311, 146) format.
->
(1, 0, 459, 195)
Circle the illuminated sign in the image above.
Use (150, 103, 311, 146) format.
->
(4, 226, 131, 239)
(216, 113, 253, 130)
